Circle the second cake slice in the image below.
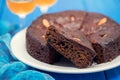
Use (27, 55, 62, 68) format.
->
(46, 23, 96, 68)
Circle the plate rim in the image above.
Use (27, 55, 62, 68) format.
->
(10, 28, 120, 74)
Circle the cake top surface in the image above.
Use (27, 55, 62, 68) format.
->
(27, 10, 120, 46)
(27, 10, 86, 46)
(80, 13, 120, 45)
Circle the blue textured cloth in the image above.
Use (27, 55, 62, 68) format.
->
(0, 21, 55, 80)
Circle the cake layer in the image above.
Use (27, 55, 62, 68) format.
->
(81, 13, 120, 63)
(46, 25, 96, 68)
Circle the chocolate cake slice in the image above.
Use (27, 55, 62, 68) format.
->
(26, 10, 86, 64)
(46, 23, 96, 68)
(80, 13, 120, 63)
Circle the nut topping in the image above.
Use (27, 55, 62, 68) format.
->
(73, 38, 81, 42)
(70, 16, 75, 21)
(100, 34, 108, 37)
(97, 17, 107, 26)
(42, 19, 50, 28)
(42, 35, 45, 38)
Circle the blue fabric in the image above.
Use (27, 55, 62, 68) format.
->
(1, 0, 120, 80)
(0, 21, 55, 80)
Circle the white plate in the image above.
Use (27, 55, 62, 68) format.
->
(10, 28, 120, 74)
